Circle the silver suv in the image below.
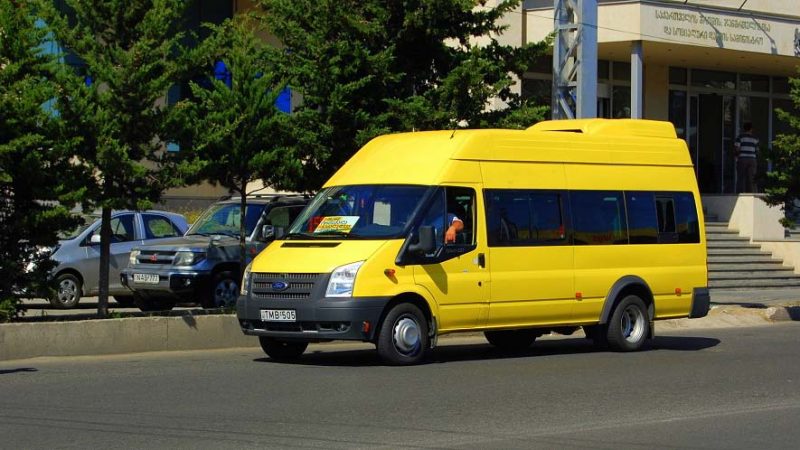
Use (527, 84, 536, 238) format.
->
(50, 210, 189, 308)
(121, 195, 308, 311)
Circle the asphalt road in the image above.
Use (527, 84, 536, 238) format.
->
(2, 324, 799, 449)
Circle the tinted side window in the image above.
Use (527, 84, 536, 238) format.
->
(143, 214, 181, 239)
(656, 196, 676, 233)
(625, 192, 658, 244)
(485, 190, 565, 246)
(571, 191, 627, 245)
(90, 214, 136, 243)
(675, 192, 700, 243)
(264, 206, 304, 229)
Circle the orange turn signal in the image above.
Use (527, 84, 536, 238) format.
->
(384, 268, 396, 277)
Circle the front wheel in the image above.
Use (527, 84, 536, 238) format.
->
(606, 295, 649, 352)
(259, 337, 308, 361)
(201, 270, 239, 308)
(51, 273, 81, 309)
(376, 303, 429, 365)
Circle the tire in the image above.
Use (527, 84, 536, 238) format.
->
(376, 303, 429, 366)
(201, 270, 239, 309)
(113, 295, 136, 308)
(51, 273, 81, 309)
(606, 295, 649, 352)
(134, 295, 176, 312)
(484, 329, 538, 351)
(259, 337, 308, 361)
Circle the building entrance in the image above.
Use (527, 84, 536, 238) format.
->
(693, 94, 736, 194)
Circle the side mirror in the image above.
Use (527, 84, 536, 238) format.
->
(261, 225, 286, 242)
(409, 226, 436, 255)
(89, 234, 101, 245)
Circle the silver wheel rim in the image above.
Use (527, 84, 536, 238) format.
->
(58, 279, 78, 305)
(213, 279, 238, 307)
(392, 316, 421, 356)
(621, 304, 646, 343)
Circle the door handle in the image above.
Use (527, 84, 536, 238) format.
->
(477, 253, 486, 268)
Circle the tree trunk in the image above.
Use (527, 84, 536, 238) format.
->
(97, 205, 111, 318)
(239, 185, 247, 278)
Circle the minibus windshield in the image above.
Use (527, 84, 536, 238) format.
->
(287, 185, 430, 239)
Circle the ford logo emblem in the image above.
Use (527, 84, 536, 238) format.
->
(271, 281, 289, 291)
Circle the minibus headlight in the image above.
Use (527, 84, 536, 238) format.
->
(325, 261, 364, 298)
(129, 249, 140, 266)
(240, 261, 253, 296)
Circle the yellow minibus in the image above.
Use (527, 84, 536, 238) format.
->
(237, 119, 709, 365)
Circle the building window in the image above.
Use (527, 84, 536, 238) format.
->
(669, 67, 688, 85)
(691, 69, 736, 90)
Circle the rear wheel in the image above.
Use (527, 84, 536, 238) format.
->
(484, 329, 538, 351)
(376, 303, 429, 365)
(134, 295, 176, 312)
(258, 337, 308, 361)
(606, 295, 649, 352)
(51, 273, 81, 309)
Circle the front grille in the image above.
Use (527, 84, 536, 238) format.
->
(251, 272, 325, 300)
(138, 250, 176, 265)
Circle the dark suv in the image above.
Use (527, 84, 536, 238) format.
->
(121, 195, 308, 311)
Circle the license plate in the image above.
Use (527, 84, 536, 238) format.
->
(261, 309, 296, 322)
(133, 273, 159, 284)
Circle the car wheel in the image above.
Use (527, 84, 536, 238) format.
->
(484, 329, 538, 351)
(51, 273, 81, 309)
(258, 337, 308, 361)
(134, 294, 176, 312)
(113, 295, 136, 308)
(376, 303, 429, 365)
(606, 295, 649, 352)
(202, 270, 239, 308)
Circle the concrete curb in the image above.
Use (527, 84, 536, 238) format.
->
(1, 304, 798, 361)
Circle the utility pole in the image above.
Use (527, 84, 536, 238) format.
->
(552, 0, 598, 119)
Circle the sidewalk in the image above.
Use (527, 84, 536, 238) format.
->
(710, 288, 800, 307)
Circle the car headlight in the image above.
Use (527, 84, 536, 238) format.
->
(173, 251, 205, 266)
(325, 261, 364, 298)
(129, 249, 140, 266)
(240, 261, 253, 296)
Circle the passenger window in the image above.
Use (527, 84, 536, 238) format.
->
(675, 193, 700, 243)
(625, 192, 658, 244)
(90, 214, 136, 243)
(656, 196, 676, 233)
(571, 191, 627, 245)
(485, 190, 565, 246)
(143, 214, 181, 239)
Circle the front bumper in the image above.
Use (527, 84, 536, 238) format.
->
(120, 267, 212, 299)
(237, 294, 390, 342)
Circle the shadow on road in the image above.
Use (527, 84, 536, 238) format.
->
(253, 335, 721, 367)
(0, 368, 38, 375)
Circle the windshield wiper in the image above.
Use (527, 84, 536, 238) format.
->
(284, 231, 316, 239)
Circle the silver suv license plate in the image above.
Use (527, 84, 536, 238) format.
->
(133, 273, 159, 284)
(261, 309, 296, 322)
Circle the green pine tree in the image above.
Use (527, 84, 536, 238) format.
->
(763, 74, 800, 226)
(257, 0, 549, 191)
(174, 17, 300, 280)
(0, 1, 81, 321)
(41, 0, 198, 316)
